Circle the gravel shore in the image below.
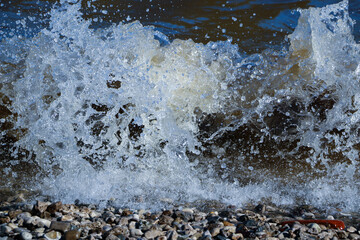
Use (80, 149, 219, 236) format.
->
(0, 195, 359, 240)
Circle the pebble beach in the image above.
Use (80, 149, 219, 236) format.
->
(1, 194, 360, 240)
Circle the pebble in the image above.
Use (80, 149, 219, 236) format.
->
(37, 218, 51, 228)
(20, 231, 32, 240)
(348, 226, 358, 233)
(1, 200, 359, 240)
(64, 230, 81, 240)
(45, 230, 62, 240)
(50, 221, 71, 232)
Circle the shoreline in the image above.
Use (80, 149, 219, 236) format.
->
(1, 195, 360, 240)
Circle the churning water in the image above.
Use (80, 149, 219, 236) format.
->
(1, 0, 360, 211)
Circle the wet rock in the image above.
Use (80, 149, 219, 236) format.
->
(61, 215, 73, 221)
(0, 225, 12, 234)
(44, 230, 62, 240)
(336, 231, 348, 239)
(130, 228, 143, 237)
(103, 225, 112, 232)
(50, 221, 71, 232)
(17, 212, 31, 220)
(47, 202, 63, 214)
(303, 212, 315, 219)
(20, 231, 32, 240)
(35, 201, 50, 214)
(0, 217, 10, 224)
(307, 223, 321, 234)
(8, 210, 22, 219)
(349, 233, 360, 239)
(348, 226, 358, 233)
(254, 204, 265, 214)
(231, 233, 244, 240)
(7, 223, 18, 230)
(37, 218, 51, 228)
(144, 229, 163, 239)
(90, 210, 102, 219)
(13, 227, 28, 233)
(166, 230, 178, 240)
(210, 227, 221, 236)
(64, 230, 80, 240)
(159, 215, 174, 225)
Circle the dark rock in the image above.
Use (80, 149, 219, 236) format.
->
(254, 204, 265, 214)
(158, 215, 174, 225)
(0, 217, 10, 224)
(50, 221, 71, 232)
(47, 202, 63, 214)
(237, 215, 249, 222)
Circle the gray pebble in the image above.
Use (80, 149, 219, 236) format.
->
(20, 231, 32, 240)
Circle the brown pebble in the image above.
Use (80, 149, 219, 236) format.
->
(0, 216, 10, 223)
(223, 221, 234, 226)
(50, 221, 71, 232)
(64, 230, 80, 240)
(47, 202, 63, 214)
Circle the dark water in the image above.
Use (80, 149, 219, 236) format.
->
(1, 0, 360, 211)
(2, 0, 360, 51)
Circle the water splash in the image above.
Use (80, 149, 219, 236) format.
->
(1, 0, 360, 211)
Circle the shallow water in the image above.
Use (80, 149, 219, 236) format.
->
(1, 0, 360, 211)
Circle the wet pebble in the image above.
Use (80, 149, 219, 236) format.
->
(45, 230, 62, 240)
(20, 231, 32, 240)
(0, 200, 359, 240)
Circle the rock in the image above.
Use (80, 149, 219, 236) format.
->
(166, 230, 178, 240)
(112, 226, 129, 237)
(210, 227, 221, 237)
(44, 230, 62, 240)
(17, 212, 32, 219)
(61, 215, 73, 221)
(37, 218, 51, 228)
(157, 236, 167, 240)
(0, 217, 10, 224)
(231, 233, 244, 240)
(144, 229, 163, 239)
(130, 228, 143, 237)
(7, 223, 18, 230)
(47, 202, 63, 214)
(337, 231, 348, 239)
(348, 226, 358, 233)
(50, 221, 71, 232)
(128, 221, 136, 230)
(22, 204, 34, 212)
(64, 230, 80, 240)
(0, 225, 12, 234)
(35, 227, 45, 233)
(13, 227, 28, 233)
(35, 201, 50, 213)
(349, 233, 360, 239)
(20, 231, 32, 240)
(105, 234, 120, 240)
(118, 217, 129, 226)
(129, 214, 139, 222)
(8, 210, 22, 219)
(90, 210, 102, 219)
(223, 225, 236, 234)
(303, 212, 315, 219)
(159, 215, 174, 225)
(103, 225, 112, 232)
(254, 204, 265, 214)
(308, 223, 321, 234)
